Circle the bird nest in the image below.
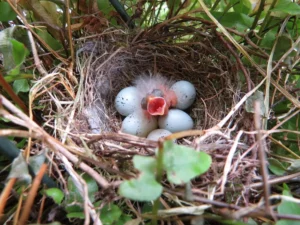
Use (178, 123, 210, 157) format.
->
(42, 22, 261, 205)
(76, 28, 239, 135)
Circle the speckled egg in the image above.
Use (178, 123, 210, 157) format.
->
(121, 112, 158, 137)
(147, 129, 172, 141)
(115, 86, 138, 116)
(158, 109, 194, 132)
(170, 80, 196, 110)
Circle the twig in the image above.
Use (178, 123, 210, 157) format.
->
(249, 171, 300, 189)
(27, 30, 47, 76)
(0, 178, 17, 217)
(0, 71, 28, 114)
(19, 164, 48, 225)
(254, 102, 272, 218)
(220, 130, 243, 193)
(87, 132, 157, 148)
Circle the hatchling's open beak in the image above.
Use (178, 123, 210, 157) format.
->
(147, 97, 167, 116)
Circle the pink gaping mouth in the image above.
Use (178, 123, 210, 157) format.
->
(147, 97, 167, 115)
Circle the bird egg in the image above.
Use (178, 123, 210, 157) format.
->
(147, 129, 172, 141)
(115, 86, 138, 116)
(170, 80, 196, 110)
(121, 112, 158, 137)
(158, 109, 194, 132)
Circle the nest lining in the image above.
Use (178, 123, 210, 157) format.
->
(75, 28, 240, 137)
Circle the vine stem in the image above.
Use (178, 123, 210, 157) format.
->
(151, 140, 165, 225)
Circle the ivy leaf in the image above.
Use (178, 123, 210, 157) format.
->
(13, 79, 30, 95)
(100, 204, 123, 225)
(276, 184, 300, 225)
(133, 155, 157, 174)
(65, 173, 98, 214)
(268, 158, 286, 176)
(67, 212, 85, 219)
(0, 2, 17, 22)
(36, 29, 63, 51)
(273, 35, 294, 60)
(163, 141, 211, 185)
(83, 173, 98, 202)
(211, 12, 254, 31)
(44, 188, 64, 204)
(97, 0, 113, 15)
(119, 173, 163, 201)
(0, 27, 29, 72)
(272, 0, 300, 16)
(233, 0, 252, 14)
(9, 39, 29, 75)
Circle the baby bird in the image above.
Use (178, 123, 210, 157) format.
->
(134, 75, 178, 116)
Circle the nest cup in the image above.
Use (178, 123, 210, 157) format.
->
(76, 27, 240, 137)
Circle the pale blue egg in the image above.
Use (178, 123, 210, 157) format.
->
(147, 129, 172, 141)
(115, 86, 138, 116)
(171, 81, 196, 110)
(121, 112, 158, 137)
(158, 109, 194, 132)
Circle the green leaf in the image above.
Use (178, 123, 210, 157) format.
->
(133, 155, 157, 174)
(97, 0, 113, 15)
(44, 188, 64, 204)
(69, 173, 98, 203)
(117, 214, 133, 225)
(65, 173, 98, 213)
(268, 158, 286, 175)
(233, 0, 252, 14)
(119, 173, 163, 201)
(163, 141, 211, 185)
(260, 29, 277, 50)
(100, 204, 122, 225)
(10, 39, 29, 72)
(66, 212, 85, 219)
(36, 29, 63, 52)
(66, 177, 82, 209)
(274, 35, 294, 60)
(13, 79, 30, 95)
(83, 173, 98, 202)
(0, 28, 19, 72)
(294, 75, 300, 89)
(0, 2, 17, 22)
(272, 0, 300, 16)
(276, 184, 300, 225)
(211, 12, 254, 31)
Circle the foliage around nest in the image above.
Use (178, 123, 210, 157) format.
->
(1, 0, 300, 225)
